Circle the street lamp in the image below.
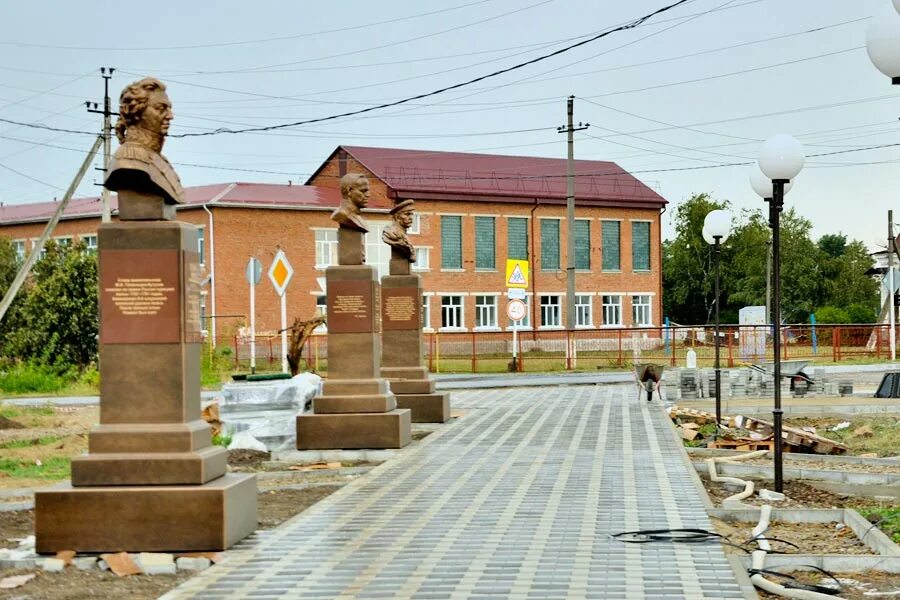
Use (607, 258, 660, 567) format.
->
(866, 2, 900, 84)
(703, 209, 731, 432)
(756, 134, 805, 494)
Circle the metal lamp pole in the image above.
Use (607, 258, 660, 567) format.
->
(704, 209, 731, 431)
(713, 235, 722, 429)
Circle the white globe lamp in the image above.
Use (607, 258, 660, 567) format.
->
(750, 163, 792, 199)
(867, 3, 900, 82)
(758, 134, 805, 182)
(703, 210, 731, 245)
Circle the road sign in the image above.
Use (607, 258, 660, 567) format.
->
(506, 259, 529, 288)
(507, 288, 526, 301)
(883, 267, 900, 294)
(268, 250, 294, 297)
(245, 257, 262, 286)
(507, 299, 527, 321)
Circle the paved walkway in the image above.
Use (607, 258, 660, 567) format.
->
(164, 385, 749, 599)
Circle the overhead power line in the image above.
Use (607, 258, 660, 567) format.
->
(0, 0, 499, 52)
(169, 0, 695, 139)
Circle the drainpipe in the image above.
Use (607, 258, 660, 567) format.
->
(530, 198, 539, 339)
(202, 203, 217, 347)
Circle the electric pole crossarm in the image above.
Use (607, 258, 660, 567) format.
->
(0, 135, 104, 325)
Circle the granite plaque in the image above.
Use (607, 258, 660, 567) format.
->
(382, 287, 419, 331)
(100, 249, 181, 344)
(327, 279, 374, 333)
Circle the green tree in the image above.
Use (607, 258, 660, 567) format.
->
(820, 239, 878, 315)
(4, 241, 98, 369)
(662, 193, 729, 324)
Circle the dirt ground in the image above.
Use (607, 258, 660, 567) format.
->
(0, 449, 348, 599)
(710, 517, 874, 555)
(701, 475, 856, 509)
(757, 570, 900, 599)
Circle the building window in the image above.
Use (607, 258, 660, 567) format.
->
(575, 295, 593, 327)
(441, 295, 464, 329)
(55, 236, 71, 248)
(407, 213, 421, 235)
(602, 220, 620, 271)
(315, 295, 328, 331)
(441, 216, 462, 269)
(540, 219, 560, 271)
(508, 296, 530, 329)
(574, 220, 590, 271)
(197, 227, 205, 266)
(475, 295, 498, 329)
(474, 216, 495, 270)
(632, 221, 651, 271)
(540, 295, 562, 328)
(422, 296, 432, 330)
(315, 229, 338, 268)
(199, 292, 208, 336)
(507, 217, 528, 260)
(412, 247, 430, 270)
(602, 295, 623, 326)
(81, 235, 97, 254)
(12, 240, 25, 262)
(632, 294, 652, 326)
(365, 223, 391, 280)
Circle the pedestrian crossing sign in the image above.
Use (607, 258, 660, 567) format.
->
(505, 259, 529, 288)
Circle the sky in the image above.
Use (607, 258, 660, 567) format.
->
(0, 0, 898, 249)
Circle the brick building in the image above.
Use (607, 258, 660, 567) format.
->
(0, 145, 667, 344)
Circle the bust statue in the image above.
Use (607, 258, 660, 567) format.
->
(331, 173, 370, 233)
(104, 77, 184, 207)
(382, 199, 416, 262)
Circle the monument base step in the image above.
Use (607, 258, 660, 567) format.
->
(87, 420, 212, 453)
(34, 473, 257, 553)
(381, 366, 429, 381)
(396, 392, 451, 423)
(296, 409, 411, 449)
(388, 379, 436, 394)
(70, 445, 227, 486)
(313, 394, 396, 414)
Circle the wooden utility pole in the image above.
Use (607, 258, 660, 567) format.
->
(0, 136, 103, 325)
(557, 96, 589, 365)
(86, 67, 115, 222)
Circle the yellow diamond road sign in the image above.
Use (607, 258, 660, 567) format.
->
(505, 259, 529, 288)
(268, 250, 294, 297)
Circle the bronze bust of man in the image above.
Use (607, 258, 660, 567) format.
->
(331, 173, 370, 233)
(105, 77, 184, 207)
(382, 199, 416, 262)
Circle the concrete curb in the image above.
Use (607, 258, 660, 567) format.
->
(736, 554, 900, 573)
(691, 460, 900, 486)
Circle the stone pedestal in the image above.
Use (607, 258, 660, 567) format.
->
(380, 273, 450, 423)
(297, 260, 411, 449)
(35, 220, 256, 553)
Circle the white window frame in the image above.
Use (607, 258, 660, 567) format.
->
(632, 294, 653, 327)
(539, 294, 563, 329)
(602, 295, 623, 327)
(412, 247, 430, 271)
(81, 234, 98, 254)
(54, 236, 72, 248)
(197, 227, 205, 266)
(575, 294, 593, 328)
(365, 222, 391, 280)
(314, 228, 338, 269)
(12, 239, 25, 262)
(199, 291, 209, 337)
(315, 295, 328, 331)
(423, 295, 433, 332)
(407, 213, 421, 235)
(474, 294, 500, 330)
(440, 295, 465, 330)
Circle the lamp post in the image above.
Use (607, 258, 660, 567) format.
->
(703, 210, 731, 431)
(755, 134, 805, 494)
(866, 2, 900, 360)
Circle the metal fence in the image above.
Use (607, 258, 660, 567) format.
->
(217, 323, 897, 374)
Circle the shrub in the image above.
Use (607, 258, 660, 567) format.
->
(0, 362, 73, 394)
(814, 306, 850, 324)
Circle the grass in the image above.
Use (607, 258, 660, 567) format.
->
(855, 506, 900, 543)
(681, 423, 718, 447)
(0, 405, 55, 420)
(0, 435, 63, 450)
(0, 456, 71, 480)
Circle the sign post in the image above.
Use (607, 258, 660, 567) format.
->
(245, 258, 262, 373)
(505, 260, 530, 372)
(268, 250, 294, 373)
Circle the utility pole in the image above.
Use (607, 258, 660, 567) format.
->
(557, 96, 589, 366)
(890, 210, 896, 360)
(86, 67, 115, 222)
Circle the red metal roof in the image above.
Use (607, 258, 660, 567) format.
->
(325, 146, 667, 208)
(0, 183, 342, 225)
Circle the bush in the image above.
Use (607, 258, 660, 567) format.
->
(814, 306, 850, 324)
(0, 363, 73, 394)
(845, 302, 877, 324)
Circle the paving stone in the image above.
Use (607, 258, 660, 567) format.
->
(138, 552, 176, 575)
(41, 557, 66, 572)
(160, 386, 747, 599)
(73, 556, 98, 570)
(176, 557, 211, 571)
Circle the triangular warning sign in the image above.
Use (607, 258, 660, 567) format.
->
(508, 264, 526, 286)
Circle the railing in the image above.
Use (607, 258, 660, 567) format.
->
(219, 323, 898, 374)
